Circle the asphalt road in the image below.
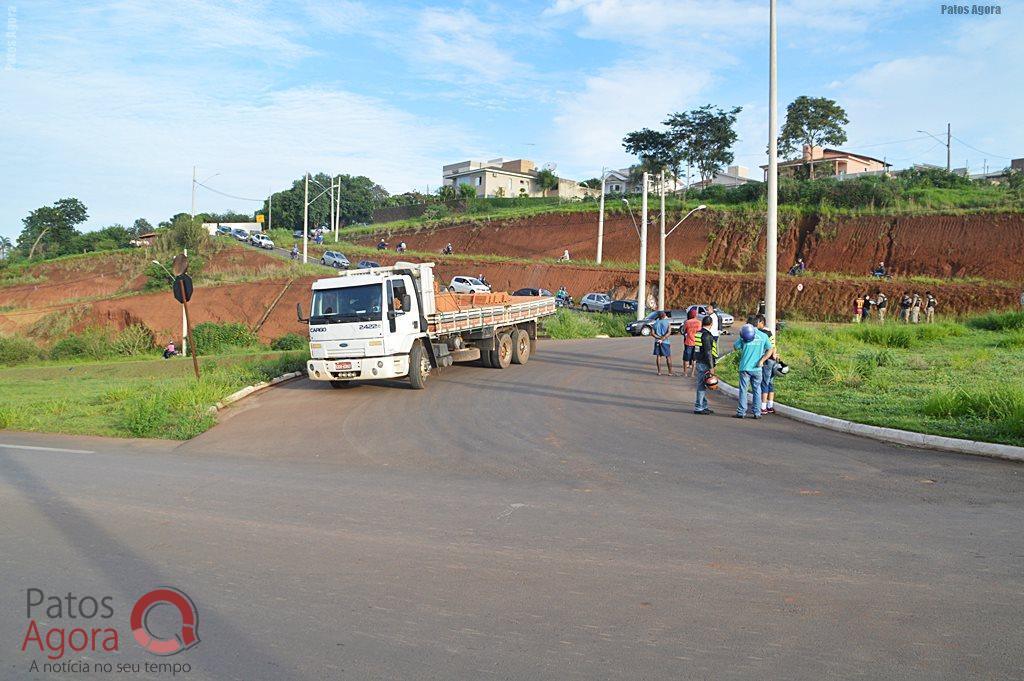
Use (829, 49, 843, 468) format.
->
(2, 338, 1022, 680)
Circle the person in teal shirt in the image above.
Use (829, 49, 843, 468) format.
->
(651, 311, 673, 375)
(733, 323, 773, 418)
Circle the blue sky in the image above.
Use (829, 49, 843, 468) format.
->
(1, 0, 1021, 236)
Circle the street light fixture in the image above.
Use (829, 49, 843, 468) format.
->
(916, 125, 952, 171)
(658, 204, 708, 310)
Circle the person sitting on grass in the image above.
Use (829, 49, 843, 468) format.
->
(652, 311, 673, 376)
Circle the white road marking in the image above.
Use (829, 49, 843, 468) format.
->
(0, 443, 95, 454)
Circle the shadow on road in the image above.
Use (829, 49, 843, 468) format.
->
(442, 376, 690, 414)
(0, 450, 308, 681)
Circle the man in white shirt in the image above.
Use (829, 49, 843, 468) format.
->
(707, 301, 721, 338)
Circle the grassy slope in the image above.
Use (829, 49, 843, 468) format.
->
(0, 350, 307, 439)
(715, 317, 1024, 447)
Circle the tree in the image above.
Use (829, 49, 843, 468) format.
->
(156, 214, 208, 255)
(258, 173, 389, 230)
(458, 183, 478, 199)
(579, 178, 602, 190)
(17, 198, 89, 259)
(622, 128, 682, 185)
(536, 168, 559, 196)
(0, 236, 12, 259)
(437, 184, 457, 201)
(70, 224, 132, 253)
(665, 105, 742, 187)
(131, 218, 153, 238)
(778, 96, 849, 179)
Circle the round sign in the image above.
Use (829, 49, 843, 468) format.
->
(173, 273, 194, 304)
(797, 283, 804, 292)
(172, 254, 189, 276)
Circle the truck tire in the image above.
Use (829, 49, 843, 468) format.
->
(491, 332, 513, 369)
(408, 341, 430, 389)
(480, 344, 494, 367)
(511, 329, 530, 364)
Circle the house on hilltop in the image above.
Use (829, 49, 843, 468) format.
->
(763, 145, 891, 180)
(442, 158, 599, 200)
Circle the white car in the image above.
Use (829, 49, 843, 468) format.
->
(250, 234, 275, 250)
(448, 276, 491, 294)
(579, 292, 611, 312)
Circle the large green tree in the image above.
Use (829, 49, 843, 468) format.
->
(778, 96, 850, 179)
(131, 218, 153, 238)
(665, 105, 742, 186)
(17, 198, 89, 259)
(535, 168, 559, 196)
(622, 128, 683, 185)
(261, 173, 389, 230)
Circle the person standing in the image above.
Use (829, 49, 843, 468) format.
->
(651, 311, 673, 376)
(876, 291, 888, 323)
(853, 293, 865, 323)
(899, 293, 912, 323)
(754, 315, 778, 415)
(682, 308, 702, 377)
(706, 301, 722, 339)
(862, 293, 873, 323)
(733, 323, 772, 419)
(911, 292, 922, 324)
(693, 316, 718, 415)
(925, 291, 937, 323)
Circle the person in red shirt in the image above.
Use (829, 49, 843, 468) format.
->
(682, 308, 703, 377)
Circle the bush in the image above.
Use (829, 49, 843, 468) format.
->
(270, 332, 307, 351)
(190, 322, 259, 354)
(967, 311, 1024, 332)
(113, 324, 156, 356)
(49, 327, 114, 360)
(996, 330, 1024, 349)
(849, 325, 915, 348)
(923, 387, 1024, 440)
(0, 335, 44, 365)
(422, 204, 450, 220)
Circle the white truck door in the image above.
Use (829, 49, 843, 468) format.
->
(387, 277, 419, 343)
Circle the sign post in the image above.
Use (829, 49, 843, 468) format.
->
(171, 254, 200, 380)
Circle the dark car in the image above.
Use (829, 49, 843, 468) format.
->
(625, 310, 689, 337)
(355, 260, 381, 269)
(512, 287, 553, 297)
(215, 225, 231, 236)
(608, 299, 637, 315)
(292, 229, 304, 239)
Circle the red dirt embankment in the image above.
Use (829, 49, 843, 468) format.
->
(356, 211, 1024, 282)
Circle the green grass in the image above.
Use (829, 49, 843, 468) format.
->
(715, 317, 1024, 446)
(0, 350, 308, 439)
(541, 309, 630, 339)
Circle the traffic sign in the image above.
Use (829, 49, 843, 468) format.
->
(173, 274, 194, 304)
(256, 214, 265, 223)
(172, 254, 189, 276)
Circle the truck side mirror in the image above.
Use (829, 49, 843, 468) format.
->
(296, 302, 308, 323)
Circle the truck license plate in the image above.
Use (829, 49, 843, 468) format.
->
(334, 361, 352, 370)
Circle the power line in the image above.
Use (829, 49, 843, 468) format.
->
(193, 181, 264, 202)
(951, 136, 1012, 161)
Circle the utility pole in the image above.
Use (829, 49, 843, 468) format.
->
(329, 176, 336, 246)
(765, 0, 779, 333)
(658, 170, 666, 310)
(268, 190, 273, 232)
(597, 168, 606, 265)
(946, 122, 952, 172)
(303, 172, 309, 264)
(637, 172, 649, 321)
(190, 165, 196, 220)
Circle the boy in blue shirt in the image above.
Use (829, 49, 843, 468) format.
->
(652, 311, 673, 375)
(733, 323, 773, 418)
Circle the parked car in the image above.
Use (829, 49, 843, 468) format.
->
(448, 276, 492, 294)
(321, 251, 350, 269)
(685, 304, 735, 328)
(355, 260, 381, 269)
(579, 292, 611, 312)
(215, 225, 231, 236)
(511, 287, 553, 297)
(249, 234, 274, 249)
(292, 229, 304, 239)
(608, 299, 637, 315)
(625, 310, 689, 336)
(232, 228, 250, 241)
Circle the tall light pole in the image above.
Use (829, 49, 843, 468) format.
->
(190, 165, 196, 219)
(660, 204, 707, 311)
(637, 172, 649, 321)
(765, 0, 779, 334)
(303, 173, 309, 264)
(916, 124, 952, 172)
(268, 189, 273, 232)
(657, 170, 666, 309)
(597, 168, 607, 265)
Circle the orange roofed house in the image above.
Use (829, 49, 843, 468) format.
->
(762, 144, 891, 180)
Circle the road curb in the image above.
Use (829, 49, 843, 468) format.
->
(716, 380, 1024, 463)
(207, 371, 304, 414)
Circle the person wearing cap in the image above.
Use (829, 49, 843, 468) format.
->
(732, 322, 773, 419)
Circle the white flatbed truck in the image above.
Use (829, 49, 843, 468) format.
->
(298, 262, 556, 389)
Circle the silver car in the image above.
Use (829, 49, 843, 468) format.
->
(321, 251, 350, 269)
(686, 305, 735, 328)
(579, 293, 610, 312)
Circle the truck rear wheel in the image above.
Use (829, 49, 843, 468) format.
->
(491, 332, 513, 369)
(480, 343, 494, 367)
(511, 329, 530, 364)
(409, 341, 430, 389)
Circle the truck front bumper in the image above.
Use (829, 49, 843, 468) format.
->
(307, 356, 410, 382)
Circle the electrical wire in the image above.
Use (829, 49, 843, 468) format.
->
(193, 181, 264, 202)
(951, 136, 1012, 161)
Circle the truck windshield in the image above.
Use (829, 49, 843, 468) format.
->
(310, 284, 383, 323)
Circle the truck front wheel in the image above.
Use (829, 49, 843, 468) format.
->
(511, 329, 530, 364)
(409, 341, 431, 389)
